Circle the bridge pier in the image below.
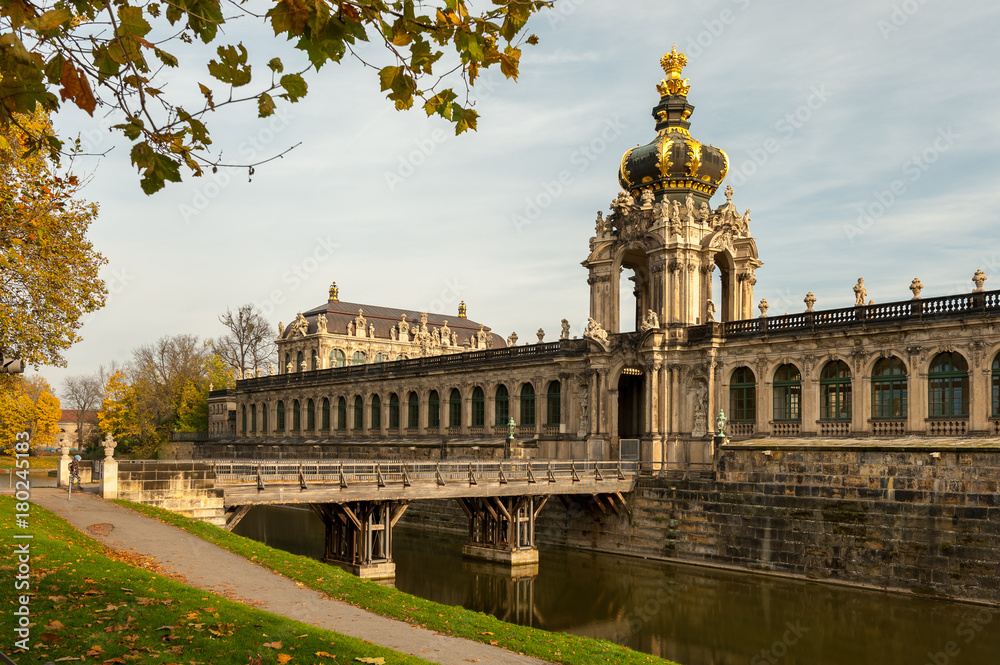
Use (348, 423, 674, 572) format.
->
(310, 500, 409, 580)
(457, 496, 547, 568)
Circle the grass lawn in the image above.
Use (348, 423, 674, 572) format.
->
(118, 500, 676, 665)
(0, 455, 59, 470)
(0, 495, 432, 665)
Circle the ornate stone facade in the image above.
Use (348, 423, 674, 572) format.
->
(214, 47, 1000, 469)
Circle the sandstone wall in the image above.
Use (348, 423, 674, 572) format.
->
(116, 461, 226, 526)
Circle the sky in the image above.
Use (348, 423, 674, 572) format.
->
(33, 0, 1000, 395)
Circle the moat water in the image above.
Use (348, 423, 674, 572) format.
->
(233, 505, 999, 665)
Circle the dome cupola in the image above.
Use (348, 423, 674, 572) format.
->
(618, 45, 729, 205)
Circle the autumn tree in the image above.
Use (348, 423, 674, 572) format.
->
(62, 373, 102, 448)
(0, 374, 62, 454)
(213, 304, 277, 377)
(0, 0, 550, 193)
(0, 110, 107, 368)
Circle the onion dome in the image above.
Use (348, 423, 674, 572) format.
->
(618, 45, 729, 205)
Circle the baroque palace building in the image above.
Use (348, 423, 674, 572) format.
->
(207, 46, 1000, 467)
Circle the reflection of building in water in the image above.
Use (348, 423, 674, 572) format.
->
(210, 46, 1000, 468)
(463, 559, 540, 628)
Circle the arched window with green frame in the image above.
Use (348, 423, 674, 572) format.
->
(448, 388, 462, 428)
(321, 398, 330, 430)
(250, 404, 256, 433)
(292, 399, 301, 431)
(928, 352, 969, 418)
(284, 354, 290, 374)
(352, 351, 366, 366)
(370, 394, 381, 430)
(520, 383, 536, 427)
(337, 397, 347, 430)
(545, 381, 561, 426)
(241, 405, 246, 434)
(428, 390, 440, 428)
(407, 392, 419, 428)
(311, 351, 319, 371)
(820, 360, 852, 420)
(772, 364, 801, 421)
(993, 354, 1000, 418)
(306, 399, 315, 430)
(276, 400, 285, 431)
(471, 387, 485, 427)
(330, 349, 346, 368)
(872, 356, 907, 419)
(353, 396, 364, 430)
(495, 385, 509, 425)
(296, 351, 303, 372)
(373, 353, 384, 363)
(388, 393, 399, 430)
(261, 403, 268, 435)
(729, 367, 756, 423)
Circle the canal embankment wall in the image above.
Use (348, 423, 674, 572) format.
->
(116, 461, 227, 526)
(399, 446, 1000, 605)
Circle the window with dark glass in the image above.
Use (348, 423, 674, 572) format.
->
(546, 381, 561, 426)
(729, 367, 756, 422)
(872, 356, 907, 419)
(373, 353, 384, 363)
(241, 405, 246, 434)
(495, 385, 509, 425)
(284, 354, 290, 373)
(337, 397, 347, 430)
(292, 399, 301, 431)
(928, 352, 969, 418)
(520, 383, 535, 427)
(306, 399, 315, 430)
(353, 396, 363, 430)
(428, 390, 440, 428)
(311, 351, 319, 371)
(321, 398, 330, 430)
(330, 349, 346, 368)
(296, 351, 303, 371)
(261, 403, 268, 434)
(820, 360, 852, 420)
(389, 394, 399, 429)
(276, 401, 285, 431)
(371, 395, 381, 430)
(407, 392, 419, 428)
(773, 364, 801, 421)
(250, 404, 256, 432)
(471, 387, 485, 427)
(352, 351, 366, 365)
(449, 389, 461, 428)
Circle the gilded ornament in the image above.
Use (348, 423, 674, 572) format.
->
(656, 44, 691, 97)
(685, 139, 702, 177)
(657, 137, 674, 178)
(619, 147, 635, 188)
(717, 149, 730, 184)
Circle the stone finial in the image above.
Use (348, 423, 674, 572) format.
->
(804, 292, 816, 312)
(715, 409, 728, 437)
(328, 281, 339, 301)
(758, 299, 769, 318)
(507, 332, 518, 347)
(909, 278, 923, 300)
(102, 434, 117, 461)
(725, 184, 734, 206)
(973, 269, 988, 292)
(536, 328, 545, 343)
(853, 278, 867, 306)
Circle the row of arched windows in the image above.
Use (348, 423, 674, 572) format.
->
(729, 352, 995, 423)
(282, 349, 406, 373)
(240, 382, 562, 435)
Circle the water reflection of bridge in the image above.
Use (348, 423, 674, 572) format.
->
(215, 459, 638, 579)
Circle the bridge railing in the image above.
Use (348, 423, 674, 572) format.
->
(207, 459, 640, 486)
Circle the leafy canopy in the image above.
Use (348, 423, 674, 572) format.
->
(0, 0, 550, 193)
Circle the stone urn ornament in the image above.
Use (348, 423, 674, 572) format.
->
(758, 299, 769, 318)
(804, 292, 817, 312)
(909, 278, 923, 300)
(715, 409, 728, 438)
(972, 269, 987, 292)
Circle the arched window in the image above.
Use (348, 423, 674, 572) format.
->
(373, 353, 384, 363)
(337, 397, 347, 430)
(261, 403, 268, 434)
(520, 383, 536, 427)
(250, 404, 257, 433)
(495, 385, 510, 425)
(321, 398, 330, 430)
(428, 390, 440, 428)
(276, 401, 285, 431)
(820, 361, 852, 420)
(330, 349, 346, 368)
(449, 388, 462, 428)
(729, 367, 756, 422)
(407, 392, 419, 428)
(306, 399, 315, 431)
(388, 393, 400, 430)
(353, 396, 364, 430)
(352, 351, 366, 366)
(546, 381, 561, 426)
(773, 364, 801, 421)
(396, 354, 405, 361)
(284, 354, 290, 373)
(471, 387, 485, 427)
(371, 395, 382, 430)
(296, 351, 304, 371)
(872, 356, 907, 419)
(292, 399, 301, 431)
(241, 405, 247, 434)
(993, 355, 1000, 417)
(928, 352, 969, 418)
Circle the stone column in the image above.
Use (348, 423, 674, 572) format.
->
(908, 355, 925, 434)
(100, 436, 118, 500)
(461, 388, 471, 435)
(57, 439, 70, 488)
(971, 363, 989, 433)
(650, 364, 660, 436)
(418, 390, 428, 436)
(670, 367, 680, 436)
(801, 363, 818, 435)
(854, 372, 869, 436)
(760, 374, 773, 435)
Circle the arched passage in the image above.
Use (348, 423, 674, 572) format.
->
(617, 368, 645, 439)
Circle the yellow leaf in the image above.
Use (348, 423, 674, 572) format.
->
(277, 655, 293, 664)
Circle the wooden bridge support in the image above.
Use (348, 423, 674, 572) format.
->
(456, 495, 547, 567)
(310, 500, 409, 580)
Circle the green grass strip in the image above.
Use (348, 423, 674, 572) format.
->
(0, 495, 431, 665)
(116, 500, 676, 665)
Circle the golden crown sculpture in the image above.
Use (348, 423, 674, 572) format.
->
(656, 44, 691, 97)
